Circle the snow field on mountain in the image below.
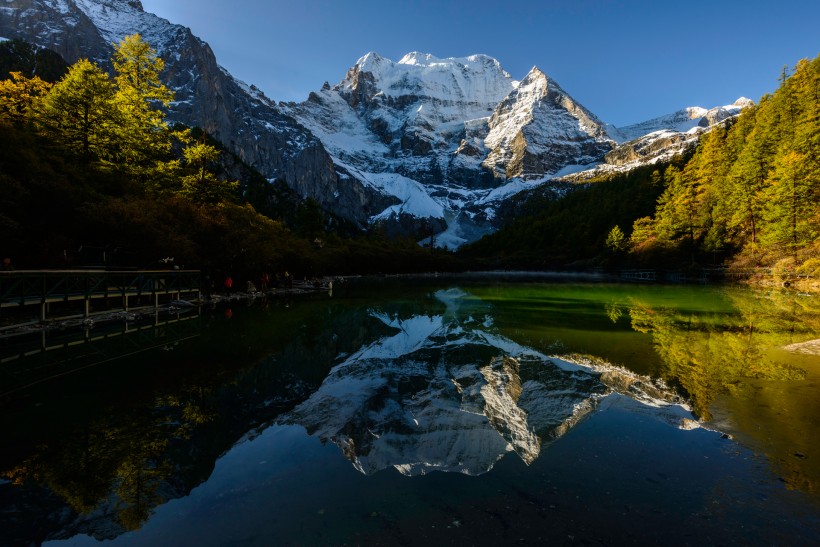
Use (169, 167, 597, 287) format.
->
(352, 51, 518, 105)
(287, 89, 390, 160)
(612, 100, 748, 143)
(367, 173, 446, 221)
(74, 0, 183, 56)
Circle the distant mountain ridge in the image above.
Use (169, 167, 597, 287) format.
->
(0, 0, 752, 247)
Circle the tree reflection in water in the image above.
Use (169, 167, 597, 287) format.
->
(1, 283, 819, 543)
(625, 288, 820, 494)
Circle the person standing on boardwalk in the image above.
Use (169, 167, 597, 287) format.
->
(224, 275, 233, 296)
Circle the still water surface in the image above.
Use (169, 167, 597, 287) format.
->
(2, 280, 819, 545)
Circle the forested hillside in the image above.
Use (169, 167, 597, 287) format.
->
(463, 55, 820, 275)
(459, 163, 670, 268)
(0, 36, 458, 278)
(631, 56, 819, 274)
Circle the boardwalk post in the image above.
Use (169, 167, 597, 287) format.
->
(41, 275, 46, 322)
(84, 275, 90, 318)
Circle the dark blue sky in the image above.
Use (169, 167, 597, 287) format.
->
(141, 0, 819, 127)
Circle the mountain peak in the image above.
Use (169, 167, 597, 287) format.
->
(515, 66, 550, 97)
(398, 51, 439, 66)
(525, 66, 547, 79)
(357, 51, 384, 62)
(395, 52, 509, 74)
(355, 51, 390, 71)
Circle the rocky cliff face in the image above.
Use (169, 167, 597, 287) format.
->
(481, 67, 614, 179)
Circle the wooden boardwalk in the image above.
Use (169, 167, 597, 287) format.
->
(0, 269, 200, 326)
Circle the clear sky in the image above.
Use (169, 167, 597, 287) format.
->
(140, 0, 819, 127)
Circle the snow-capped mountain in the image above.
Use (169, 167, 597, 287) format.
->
(555, 97, 754, 182)
(612, 97, 753, 143)
(0, 0, 752, 247)
(282, 52, 631, 246)
(292, 50, 517, 177)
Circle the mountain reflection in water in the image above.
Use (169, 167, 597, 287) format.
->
(284, 289, 698, 476)
(1, 282, 818, 546)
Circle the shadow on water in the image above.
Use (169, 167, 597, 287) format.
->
(0, 282, 818, 545)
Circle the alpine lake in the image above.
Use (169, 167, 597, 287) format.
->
(2, 276, 819, 545)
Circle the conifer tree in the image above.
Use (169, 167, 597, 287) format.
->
(605, 225, 627, 252)
(761, 151, 816, 257)
(33, 59, 117, 162)
(629, 217, 657, 250)
(757, 58, 820, 259)
(654, 163, 708, 253)
(725, 101, 772, 247)
(788, 57, 820, 221)
(111, 34, 176, 176)
(180, 138, 239, 204)
(694, 125, 732, 255)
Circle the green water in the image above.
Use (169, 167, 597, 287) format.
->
(1, 280, 819, 545)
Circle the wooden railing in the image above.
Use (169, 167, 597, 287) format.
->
(0, 269, 200, 323)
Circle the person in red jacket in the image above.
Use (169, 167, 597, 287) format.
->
(224, 275, 233, 296)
